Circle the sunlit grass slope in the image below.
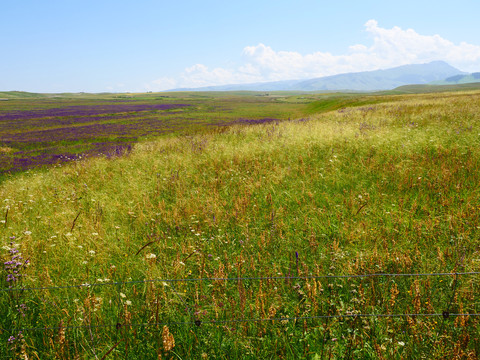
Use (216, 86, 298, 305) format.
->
(1, 91, 480, 358)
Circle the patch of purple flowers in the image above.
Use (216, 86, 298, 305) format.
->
(3, 240, 30, 352)
(0, 102, 191, 175)
(3, 241, 29, 288)
(7, 331, 25, 355)
(0, 103, 190, 122)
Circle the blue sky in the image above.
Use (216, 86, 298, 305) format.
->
(2, 0, 480, 92)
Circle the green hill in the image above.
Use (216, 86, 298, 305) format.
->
(390, 82, 480, 93)
(431, 72, 480, 85)
(0, 91, 49, 99)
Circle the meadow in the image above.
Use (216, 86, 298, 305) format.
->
(1, 89, 480, 359)
(0, 91, 318, 178)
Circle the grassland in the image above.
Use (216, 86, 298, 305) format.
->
(1, 90, 480, 359)
(389, 82, 480, 94)
(0, 91, 317, 179)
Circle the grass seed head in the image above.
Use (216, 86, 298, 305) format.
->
(162, 325, 175, 352)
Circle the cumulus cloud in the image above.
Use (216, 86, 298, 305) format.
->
(361, 20, 480, 70)
(145, 64, 261, 91)
(149, 20, 480, 90)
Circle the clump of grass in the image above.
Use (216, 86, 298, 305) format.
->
(1, 90, 480, 358)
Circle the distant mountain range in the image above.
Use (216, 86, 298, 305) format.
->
(430, 72, 480, 85)
(171, 61, 469, 92)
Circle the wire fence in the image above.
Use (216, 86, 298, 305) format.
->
(2, 268, 480, 359)
(5, 313, 480, 334)
(2, 270, 479, 334)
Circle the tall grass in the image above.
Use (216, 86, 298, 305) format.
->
(1, 91, 480, 358)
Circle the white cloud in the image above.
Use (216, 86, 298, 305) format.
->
(181, 64, 259, 87)
(361, 19, 480, 70)
(145, 64, 260, 91)
(148, 20, 480, 90)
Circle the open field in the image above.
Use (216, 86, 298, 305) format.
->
(0, 91, 317, 178)
(1, 90, 480, 358)
(0, 88, 437, 179)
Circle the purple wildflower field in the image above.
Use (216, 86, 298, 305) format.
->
(0, 97, 288, 177)
(0, 103, 188, 122)
(0, 102, 191, 175)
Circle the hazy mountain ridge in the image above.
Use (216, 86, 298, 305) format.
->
(171, 61, 464, 92)
(431, 72, 480, 85)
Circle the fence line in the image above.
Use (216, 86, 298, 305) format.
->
(2, 271, 479, 293)
(3, 312, 480, 334)
(3, 270, 478, 336)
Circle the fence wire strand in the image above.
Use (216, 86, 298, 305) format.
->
(2, 313, 480, 332)
(3, 313, 480, 334)
(2, 270, 479, 338)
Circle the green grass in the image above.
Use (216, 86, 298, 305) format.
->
(1, 90, 480, 359)
(387, 82, 480, 94)
(304, 94, 395, 114)
(0, 91, 50, 99)
(0, 91, 313, 179)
